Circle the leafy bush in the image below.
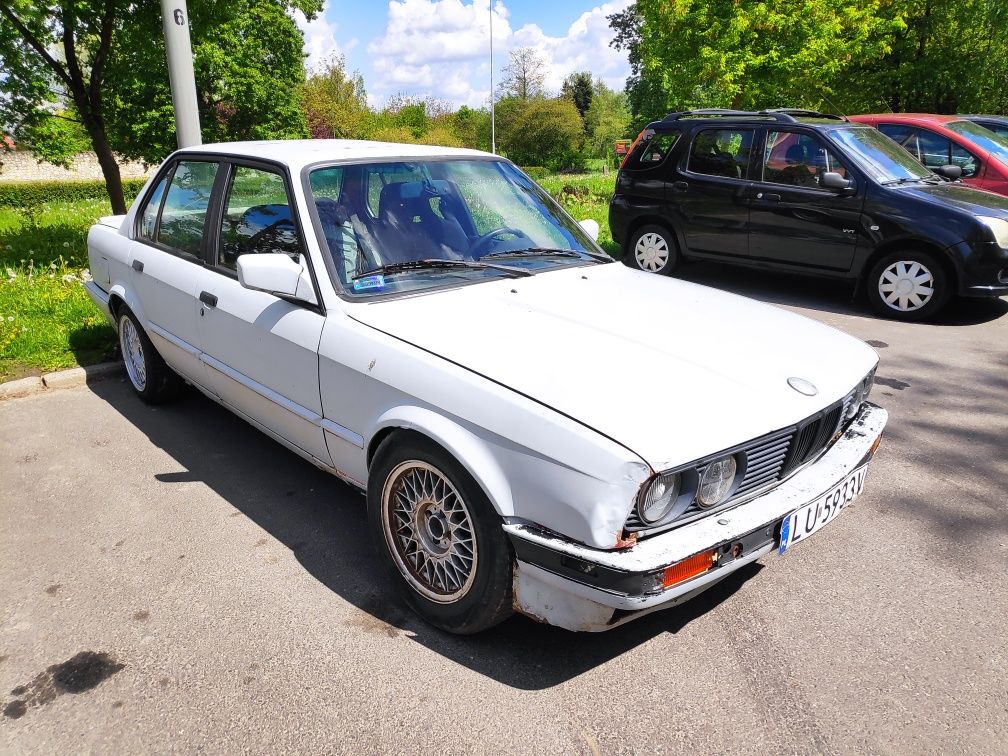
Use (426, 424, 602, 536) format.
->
(519, 166, 550, 181)
(0, 178, 147, 209)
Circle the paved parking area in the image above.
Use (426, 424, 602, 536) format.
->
(2, 266, 1007, 754)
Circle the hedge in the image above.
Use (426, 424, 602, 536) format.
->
(519, 166, 550, 181)
(0, 178, 148, 208)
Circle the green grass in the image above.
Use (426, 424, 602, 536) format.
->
(0, 200, 119, 380)
(0, 171, 619, 381)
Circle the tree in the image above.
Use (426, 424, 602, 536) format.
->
(495, 96, 583, 170)
(498, 47, 546, 101)
(561, 71, 594, 120)
(609, 1, 900, 121)
(583, 80, 631, 164)
(303, 55, 367, 139)
(0, 0, 319, 213)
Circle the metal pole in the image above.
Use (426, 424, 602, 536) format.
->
(160, 0, 202, 148)
(490, 1, 495, 154)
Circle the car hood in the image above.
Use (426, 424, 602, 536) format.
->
(346, 264, 879, 471)
(900, 182, 1008, 218)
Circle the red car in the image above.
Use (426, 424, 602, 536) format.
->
(850, 113, 1008, 196)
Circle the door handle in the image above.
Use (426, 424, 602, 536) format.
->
(761, 193, 782, 202)
(672, 181, 689, 192)
(131, 259, 144, 273)
(199, 291, 218, 308)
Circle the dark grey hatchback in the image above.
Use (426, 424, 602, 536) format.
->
(609, 109, 1008, 320)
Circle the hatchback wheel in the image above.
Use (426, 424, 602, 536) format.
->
(625, 224, 678, 275)
(367, 433, 513, 634)
(117, 307, 183, 403)
(867, 250, 951, 321)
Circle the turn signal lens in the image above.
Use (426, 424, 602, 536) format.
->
(661, 549, 718, 588)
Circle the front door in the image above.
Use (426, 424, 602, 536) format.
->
(675, 127, 755, 259)
(194, 162, 331, 465)
(748, 130, 863, 271)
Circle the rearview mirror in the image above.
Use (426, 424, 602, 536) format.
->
(934, 164, 963, 180)
(820, 171, 855, 194)
(579, 218, 600, 242)
(237, 253, 317, 305)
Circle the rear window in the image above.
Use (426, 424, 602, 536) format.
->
(687, 128, 755, 179)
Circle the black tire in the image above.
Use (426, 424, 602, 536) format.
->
(866, 249, 952, 321)
(116, 307, 184, 404)
(623, 223, 679, 275)
(367, 432, 514, 634)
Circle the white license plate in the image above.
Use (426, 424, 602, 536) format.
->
(779, 465, 867, 554)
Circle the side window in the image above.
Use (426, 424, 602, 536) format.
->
(139, 172, 169, 241)
(218, 166, 303, 271)
(157, 161, 219, 257)
(916, 129, 953, 170)
(950, 142, 980, 177)
(877, 124, 920, 160)
(624, 131, 680, 170)
(687, 128, 755, 179)
(763, 131, 849, 188)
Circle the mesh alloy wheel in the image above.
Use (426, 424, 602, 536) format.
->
(119, 314, 148, 391)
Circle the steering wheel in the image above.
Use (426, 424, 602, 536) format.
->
(468, 227, 533, 258)
(247, 218, 297, 256)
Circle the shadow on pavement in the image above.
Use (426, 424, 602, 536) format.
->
(673, 261, 1008, 326)
(87, 378, 763, 691)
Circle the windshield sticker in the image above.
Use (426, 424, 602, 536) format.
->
(353, 274, 386, 291)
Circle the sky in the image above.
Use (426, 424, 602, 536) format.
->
(293, 0, 633, 110)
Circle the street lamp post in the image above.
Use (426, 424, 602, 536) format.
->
(160, 0, 202, 148)
(490, 1, 495, 154)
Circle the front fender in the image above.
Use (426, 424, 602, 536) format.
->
(372, 406, 515, 518)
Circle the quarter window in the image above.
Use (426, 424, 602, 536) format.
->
(139, 173, 169, 241)
(218, 166, 303, 271)
(624, 131, 680, 170)
(157, 160, 219, 257)
(688, 129, 755, 179)
(763, 131, 849, 188)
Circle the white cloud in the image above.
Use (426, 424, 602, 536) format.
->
(293, 2, 342, 73)
(309, 0, 632, 108)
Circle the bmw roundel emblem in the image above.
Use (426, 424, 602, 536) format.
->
(787, 377, 818, 396)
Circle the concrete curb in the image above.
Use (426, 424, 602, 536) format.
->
(0, 361, 122, 401)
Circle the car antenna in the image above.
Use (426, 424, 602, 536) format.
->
(878, 97, 894, 113)
(820, 95, 847, 120)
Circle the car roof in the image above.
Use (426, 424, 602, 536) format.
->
(646, 109, 852, 132)
(850, 113, 968, 127)
(960, 114, 1008, 124)
(178, 139, 494, 172)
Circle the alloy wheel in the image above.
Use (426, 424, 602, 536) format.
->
(120, 316, 147, 391)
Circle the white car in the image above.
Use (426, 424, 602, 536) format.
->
(85, 140, 887, 633)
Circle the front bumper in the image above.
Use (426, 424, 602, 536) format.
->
(505, 402, 888, 632)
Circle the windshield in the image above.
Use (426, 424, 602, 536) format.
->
(830, 126, 934, 183)
(945, 120, 1008, 166)
(307, 158, 605, 298)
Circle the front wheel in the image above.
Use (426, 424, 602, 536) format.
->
(624, 224, 678, 275)
(867, 250, 951, 321)
(367, 433, 514, 634)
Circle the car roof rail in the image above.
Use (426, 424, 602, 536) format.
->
(761, 108, 849, 122)
(662, 108, 800, 123)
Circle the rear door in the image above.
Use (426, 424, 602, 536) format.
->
(747, 129, 863, 271)
(128, 159, 218, 385)
(675, 127, 756, 259)
(193, 161, 331, 465)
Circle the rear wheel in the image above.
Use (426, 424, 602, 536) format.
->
(367, 433, 513, 634)
(624, 224, 678, 275)
(867, 250, 951, 321)
(117, 307, 184, 403)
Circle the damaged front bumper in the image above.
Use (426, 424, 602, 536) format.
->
(504, 402, 888, 632)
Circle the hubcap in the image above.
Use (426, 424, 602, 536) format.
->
(634, 232, 669, 272)
(878, 260, 935, 312)
(120, 317, 147, 391)
(381, 461, 477, 603)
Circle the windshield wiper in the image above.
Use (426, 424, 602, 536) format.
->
(481, 247, 583, 259)
(351, 258, 531, 281)
(882, 176, 935, 186)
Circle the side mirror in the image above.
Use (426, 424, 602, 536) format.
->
(820, 171, 856, 195)
(934, 164, 963, 180)
(237, 253, 317, 305)
(579, 218, 600, 242)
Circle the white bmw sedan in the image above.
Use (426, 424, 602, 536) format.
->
(85, 140, 887, 633)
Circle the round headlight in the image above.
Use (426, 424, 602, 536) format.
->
(697, 456, 737, 508)
(847, 369, 876, 419)
(638, 472, 681, 524)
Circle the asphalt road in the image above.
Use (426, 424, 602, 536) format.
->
(2, 265, 1007, 754)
